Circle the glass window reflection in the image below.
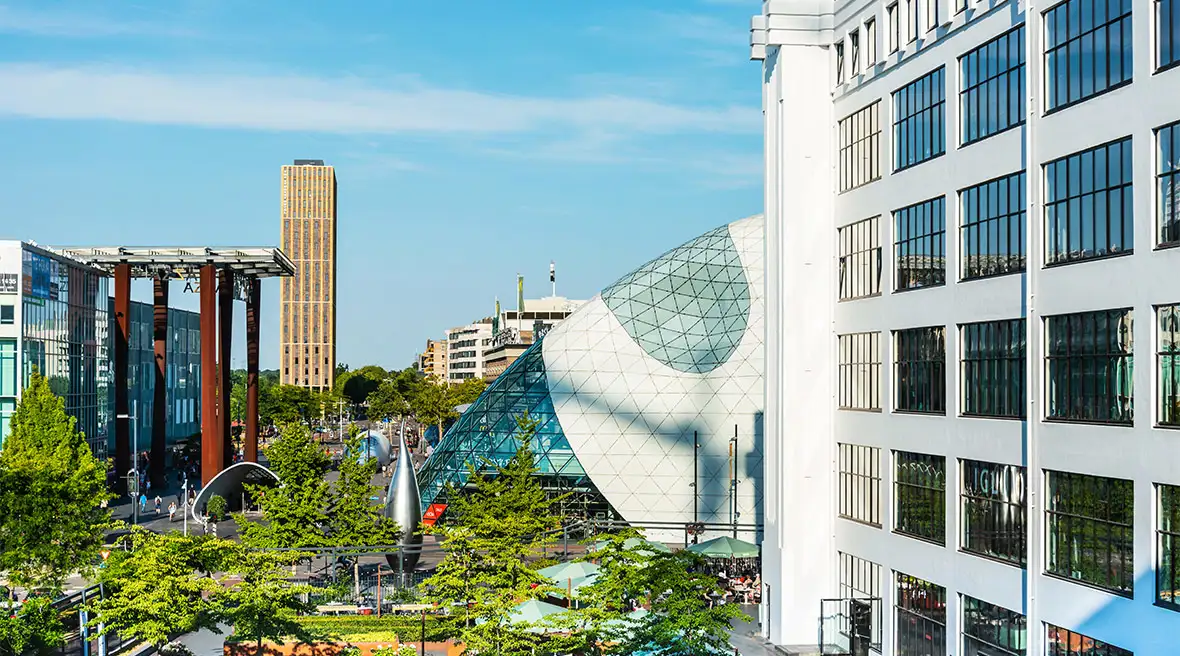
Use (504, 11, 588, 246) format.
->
(962, 595, 1026, 656)
(1045, 308, 1133, 424)
(1046, 470, 1134, 595)
(961, 459, 1027, 565)
(1045, 0, 1133, 112)
(1045, 138, 1134, 264)
(894, 451, 946, 544)
(894, 196, 946, 290)
(960, 25, 1025, 145)
(893, 67, 946, 171)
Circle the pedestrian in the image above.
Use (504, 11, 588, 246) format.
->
(168, 501, 177, 522)
(154, 495, 162, 514)
(138, 493, 147, 512)
(209, 520, 217, 537)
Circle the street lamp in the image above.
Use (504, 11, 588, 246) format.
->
(116, 401, 139, 526)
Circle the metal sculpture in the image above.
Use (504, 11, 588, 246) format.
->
(190, 461, 280, 523)
(384, 432, 424, 572)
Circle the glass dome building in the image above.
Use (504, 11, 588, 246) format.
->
(417, 215, 764, 538)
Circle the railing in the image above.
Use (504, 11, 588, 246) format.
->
(819, 597, 882, 656)
(49, 586, 138, 656)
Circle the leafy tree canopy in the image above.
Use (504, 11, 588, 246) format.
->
(0, 371, 111, 591)
(0, 596, 65, 656)
(236, 423, 332, 549)
(217, 546, 315, 651)
(327, 436, 401, 549)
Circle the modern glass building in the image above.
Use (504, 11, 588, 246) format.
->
(418, 215, 764, 539)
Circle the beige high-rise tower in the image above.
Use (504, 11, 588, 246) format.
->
(279, 159, 337, 392)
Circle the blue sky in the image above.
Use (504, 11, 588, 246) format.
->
(0, 0, 763, 370)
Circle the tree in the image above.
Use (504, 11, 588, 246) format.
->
(0, 371, 112, 591)
(229, 370, 248, 424)
(366, 379, 405, 424)
(338, 365, 387, 407)
(0, 597, 65, 656)
(90, 529, 233, 650)
(206, 494, 227, 521)
(420, 415, 563, 651)
(236, 423, 332, 549)
(327, 436, 401, 548)
(449, 377, 487, 406)
(265, 385, 317, 426)
(217, 547, 315, 652)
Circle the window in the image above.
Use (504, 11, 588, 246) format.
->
(961, 597, 1025, 656)
(1045, 0, 1133, 112)
(1046, 470, 1134, 595)
(836, 40, 846, 85)
(1158, 121, 1180, 245)
(959, 26, 1026, 145)
(895, 326, 946, 413)
(839, 552, 881, 599)
(850, 29, 860, 76)
(1159, 484, 1180, 608)
(895, 451, 946, 543)
(839, 444, 881, 526)
(838, 104, 882, 193)
(956, 0, 969, 13)
(961, 460, 1026, 565)
(1045, 308, 1133, 424)
(893, 67, 946, 170)
(961, 319, 1026, 418)
(887, 3, 900, 53)
(896, 573, 946, 656)
(894, 196, 946, 290)
(960, 171, 1026, 279)
(838, 333, 881, 410)
(907, 0, 919, 42)
(1044, 137, 1134, 265)
(1163, 0, 1180, 70)
(0, 305, 12, 325)
(1047, 625, 1132, 656)
(925, 0, 938, 31)
(865, 18, 878, 66)
(838, 216, 882, 298)
(1160, 305, 1180, 425)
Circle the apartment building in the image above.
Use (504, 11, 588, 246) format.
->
(418, 338, 448, 382)
(754, 0, 1180, 654)
(446, 320, 493, 382)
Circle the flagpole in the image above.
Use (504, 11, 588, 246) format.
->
(550, 260, 556, 298)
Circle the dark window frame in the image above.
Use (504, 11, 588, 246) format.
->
(865, 17, 878, 67)
(1047, 625, 1132, 656)
(839, 552, 881, 599)
(894, 326, 946, 414)
(894, 196, 946, 291)
(1046, 470, 1135, 596)
(839, 444, 882, 526)
(1157, 121, 1180, 247)
(961, 318, 1026, 419)
(838, 104, 882, 193)
(1161, 0, 1180, 72)
(836, 40, 846, 85)
(961, 595, 1027, 656)
(1159, 483, 1180, 609)
(1044, 0, 1134, 114)
(850, 28, 861, 76)
(1045, 308, 1134, 425)
(959, 25, 1026, 146)
(838, 215, 883, 299)
(896, 572, 946, 656)
(1158, 304, 1180, 426)
(838, 332, 881, 411)
(960, 171, 1027, 281)
(887, 2, 901, 54)
(894, 451, 946, 544)
(892, 67, 946, 171)
(1044, 136, 1134, 265)
(961, 459, 1027, 566)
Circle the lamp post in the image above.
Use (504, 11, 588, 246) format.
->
(116, 401, 139, 525)
(182, 473, 189, 536)
(730, 424, 739, 539)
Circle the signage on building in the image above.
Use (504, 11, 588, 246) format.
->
(421, 503, 448, 527)
(22, 252, 51, 300)
(0, 273, 16, 294)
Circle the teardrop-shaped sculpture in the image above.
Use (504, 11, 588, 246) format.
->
(384, 433, 423, 572)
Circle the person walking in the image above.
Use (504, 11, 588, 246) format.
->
(154, 495, 162, 515)
(138, 493, 147, 513)
(168, 501, 177, 522)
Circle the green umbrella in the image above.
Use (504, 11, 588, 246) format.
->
(591, 537, 672, 554)
(537, 561, 601, 580)
(686, 536, 760, 559)
(508, 599, 567, 623)
(550, 573, 599, 599)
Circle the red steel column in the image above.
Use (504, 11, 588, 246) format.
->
(245, 278, 260, 463)
(200, 265, 220, 486)
(218, 268, 235, 468)
(151, 278, 169, 489)
(113, 264, 131, 494)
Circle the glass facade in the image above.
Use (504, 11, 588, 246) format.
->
(892, 67, 945, 171)
(839, 552, 881, 599)
(1044, 137, 1134, 265)
(0, 340, 14, 443)
(959, 26, 1025, 145)
(19, 248, 111, 460)
(1047, 625, 1131, 656)
(961, 596, 1026, 656)
(1162, 0, 1180, 70)
(1047, 470, 1134, 595)
(894, 326, 946, 414)
(838, 103, 881, 193)
(1158, 304, 1180, 426)
(960, 172, 1026, 280)
(1158, 121, 1180, 246)
(961, 459, 1026, 565)
(1159, 484, 1180, 608)
(1045, 308, 1134, 424)
(838, 443, 881, 526)
(896, 572, 946, 656)
(895, 451, 946, 544)
(894, 196, 946, 291)
(839, 216, 882, 300)
(961, 319, 1026, 418)
(1044, 0, 1133, 112)
(838, 332, 881, 411)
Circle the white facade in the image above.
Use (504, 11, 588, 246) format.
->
(757, 0, 1180, 654)
(446, 320, 493, 382)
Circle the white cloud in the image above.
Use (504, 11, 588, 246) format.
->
(0, 63, 759, 137)
(0, 5, 194, 38)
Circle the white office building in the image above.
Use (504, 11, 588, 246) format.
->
(754, 0, 1180, 654)
(446, 320, 494, 382)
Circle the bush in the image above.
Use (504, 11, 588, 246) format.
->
(294, 615, 451, 642)
(206, 494, 227, 520)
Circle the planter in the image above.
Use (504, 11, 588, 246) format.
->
(224, 640, 464, 656)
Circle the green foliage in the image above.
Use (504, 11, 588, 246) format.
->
(371, 646, 417, 656)
(229, 370, 248, 423)
(236, 423, 332, 549)
(337, 365, 387, 407)
(292, 616, 449, 643)
(0, 597, 66, 656)
(327, 437, 401, 549)
(411, 377, 485, 440)
(0, 371, 112, 591)
(206, 494, 228, 520)
(265, 385, 319, 426)
(448, 377, 487, 407)
(90, 529, 233, 648)
(420, 414, 564, 652)
(218, 548, 316, 650)
(369, 369, 426, 425)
